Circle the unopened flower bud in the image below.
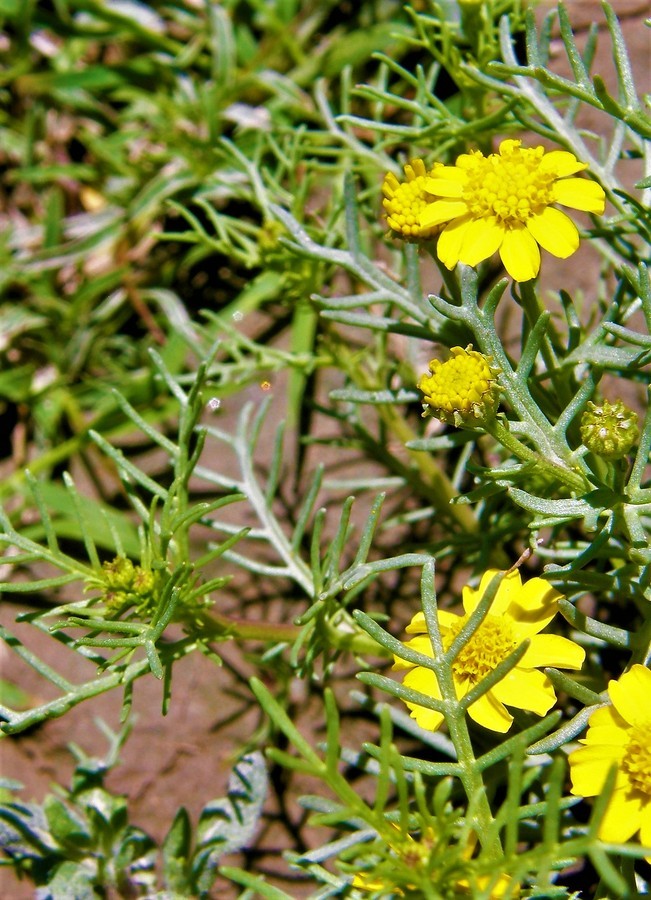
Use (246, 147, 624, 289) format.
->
(133, 567, 155, 597)
(102, 556, 135, 590)
(580, 399, 639, 459)
(382, 159, 442, 242)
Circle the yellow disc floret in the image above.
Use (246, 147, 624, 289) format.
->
(621, 722, 651, 796)
(418, 345, 500, 426)
(445, 615, 517, 684)
(460, 141, 557, 225)
(382, 158, 441, 241)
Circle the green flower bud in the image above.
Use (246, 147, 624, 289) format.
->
(102, 556, 135, 590)
(580, 399, 639, 460)
(133, 567, 155, 597)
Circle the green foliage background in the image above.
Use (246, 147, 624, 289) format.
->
(0, 0, 649, 897)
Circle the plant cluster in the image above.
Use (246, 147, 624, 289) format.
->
(0, 0, 649, 898)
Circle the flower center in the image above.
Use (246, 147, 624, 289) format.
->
(621, 722, 651, 795)
(445, 614, 517, 684)
(418, 347, 498, 420)
(461, 144, 555, 225)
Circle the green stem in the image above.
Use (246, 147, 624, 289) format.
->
(197, 610, 301, 643)
(486, 417, 588, 495)
(518, 281, 572, 410)
(196, 609, 391, 657)
(333, 340, 479, 533)
(446, 709, 502, 857)
(444, 272, 590, 489)
(379, 403, 479, 533)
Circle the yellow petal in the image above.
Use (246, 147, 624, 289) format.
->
(515, 577, 562, 611)
(467, 690, 513, 732)
(437, 609, 463, 632)
(599, 786, 643, 843)
(499, 226, 541, 282)
(584, 723, 631, 748)
(583, 704, 629, 742)
(609, 665, 651, 727)
(491, 667, 556, 716)
(424, 166, 466, 190)
(538, 150, 587, 177)
(458, 217, 505, 267)
(463, 569, 519, 616)
(423, 176, 465, 198)
(551, 177, 606, 213)
(405, 611, 426, 633)
(408, 705, 445, 731)
(526, 207, 580, 259)
(420, 199, 468, 229)
(569, 745, 626, 796)
(519, 634, 585, 670)
(403, 667, 445, 731)
(404, 635, 434, 656)
(436, 216, 474, 269)
(506, 577, 562, 636)
(393, 635, 433, 670)
(405, 609, 460, 635)
(511, 614, 556, 640)
(403, 665, 442, 698)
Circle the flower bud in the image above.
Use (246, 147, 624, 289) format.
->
(102, 556, 135, 590)
(133, 567, 155, 597)
(382, 159, 442, 242)
(580, 399, 639, 459)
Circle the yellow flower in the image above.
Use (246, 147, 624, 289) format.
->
(419, 139, 606, 282)
(569, 665, 651, 858)
(418, 345, 500, 426)
(352, 870, 515, 897)
(394, 569, 585, 733)
(382, 159, 442, 241)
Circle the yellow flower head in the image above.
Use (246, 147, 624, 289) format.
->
(569, 664, 651, 859)
(419, 139, 606, 282)
(394, 569, 585, 733)
(418, 345, 500, 426)
(352, 868, 515, 898)
(382, 158, 442, 241)
(352, 830, 516, 898)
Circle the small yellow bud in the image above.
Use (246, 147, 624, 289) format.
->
(417, 346, 500, 427)
(133, 568, 155, 597)
(382, 159, 442, 242)
(580, 399, 639, 459)
(102, 556, 135, 591)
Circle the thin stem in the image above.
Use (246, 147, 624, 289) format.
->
(419, 562, 502, 857)
(430, 271, 591, 485)
(486, 418, 588, 495)
(236, 405, 315, 595)
(518, 280, 572, 411)
(333, 339, 479, 532)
